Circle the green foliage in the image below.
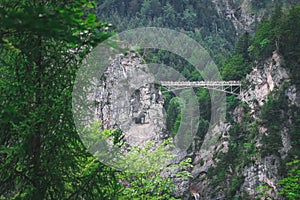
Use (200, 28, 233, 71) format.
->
(260, 94, 286, 156)
(115, 141, 193, 199)
(289, 108, 300, 156)
(248, 3, 283, 60)
(220, 30, 253, 81)
(228, 175, 244, 199)
(226, 95, 239, 121)
(0, 0, 110, 48)
(118, 139, 176, 172)
(235, 32, 251, 61)
(246, 5, 300, 159)
(98, 0, 236, 64)
(221, 54, 251, 80)
(248, 19, 275, 60)
(1, 1, 299, 199)
(207, 107, 260, 198)
(0, 0, 118, 199)
(278, 5, 300, 85)
(196, 88, 211, 119)
(247, 4, 300, 85)
(279, 159, 300, 200)
(166, 97, 182, 137)
(256, 183, 275, 200)
(250, 0, 291, 16)
(88, 122, 193, 199)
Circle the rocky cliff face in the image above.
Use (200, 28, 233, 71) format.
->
(211, 0, 295, 34)
(94, 52, 230, 198)
(241, 52, 289, 110)
(236, 52, 297, 199)
(190, 51, 298, 199)
(95, 50, 298, 199)
(94, 53, 166, 147)
(240, 51, 292, 159)
(211, 0, 259, 33)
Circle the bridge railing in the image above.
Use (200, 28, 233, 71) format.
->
(159, 81, 241, 96)
(160, 81, 241, 87)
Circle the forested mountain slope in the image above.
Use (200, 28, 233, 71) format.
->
(97, 0, 298, 64)
(0, 0, 299, 199)
(96, 1, 300, 199)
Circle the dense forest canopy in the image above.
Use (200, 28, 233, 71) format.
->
(0, 0, 300, 199)
(97, 0, 237, 64)
(0, 0, 121, 199)
(0, 0, 191, 199)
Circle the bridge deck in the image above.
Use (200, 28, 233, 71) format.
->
(160, 81, 241, 87)
(160, 81, 241, 95)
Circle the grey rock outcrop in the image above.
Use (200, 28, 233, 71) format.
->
(94, 53, 166, 147)
(192, 122, 230, 175)
(241, 52, 288, 110)
(285, 85, 300, 107)
(211, 0, 261, 33)
(237, 52, 292, 199)
(240, 155, 281, 199)
(190, 51, 296, 199)
(92, 50, 298, 199)
(211, 0, 295, 35)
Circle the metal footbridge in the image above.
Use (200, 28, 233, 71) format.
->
(160, 81, 241, 96)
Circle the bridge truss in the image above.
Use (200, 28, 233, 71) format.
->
(160, 81, 241, 96)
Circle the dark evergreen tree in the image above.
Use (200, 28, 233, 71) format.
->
(0, 0, 122, 199)
(235, 32, 250, 61)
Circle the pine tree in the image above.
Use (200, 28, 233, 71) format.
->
(0, 0, 121, 199)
